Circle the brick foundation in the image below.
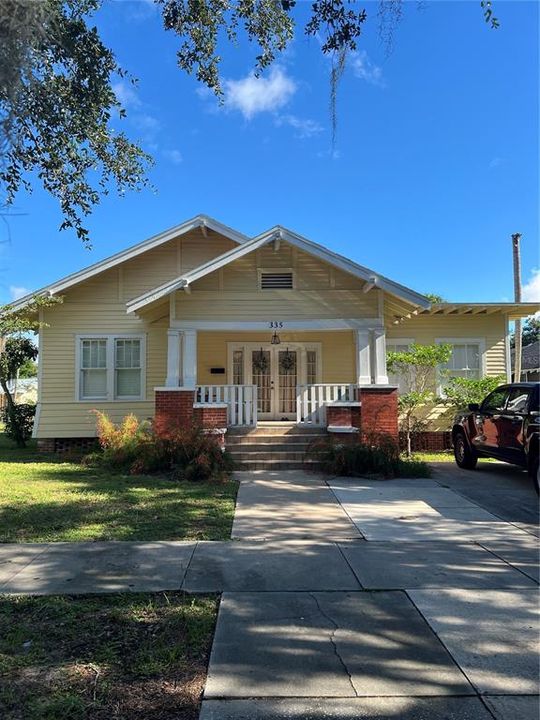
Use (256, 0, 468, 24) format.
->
(37, 437, 98, 454)
(154, 388, 195, 436)
(399, 431, 453, 453)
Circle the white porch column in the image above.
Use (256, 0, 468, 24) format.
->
(372, 328, 389, 384)
(165, 330, 181, 387)
(355, 329, 372, 385)
(182, 329, 197, 389)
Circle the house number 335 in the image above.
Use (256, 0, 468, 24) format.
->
(269, 321, 284, 328)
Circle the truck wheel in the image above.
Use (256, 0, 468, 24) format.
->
(528, 452, 539, 495)
(454, 431, 478, 470)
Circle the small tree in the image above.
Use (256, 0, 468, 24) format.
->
(387, 343, 452, 457)
(0, 295, 60, 446)
(443, 375, 506, 413)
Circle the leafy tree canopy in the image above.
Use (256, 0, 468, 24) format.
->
(0, 294, 61, 445)
(443, 375, 505, 412)
(424, 293, 446, 304)
(387, 342, 452, 456)
(1, 0, 500, 244)
(510, 316, 540, 349)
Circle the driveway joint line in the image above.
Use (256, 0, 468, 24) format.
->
(334, 541, 365, 590)
(180, 541, 198, 590)
(324, 477, 367, 540)
(474, 540, 539, 585)
(404, 590, 482, 698)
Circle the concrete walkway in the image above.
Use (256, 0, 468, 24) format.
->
(1, 466, 538, 720)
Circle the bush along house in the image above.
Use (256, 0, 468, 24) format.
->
(10, 215, 538, 465)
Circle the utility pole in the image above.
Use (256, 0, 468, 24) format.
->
(512, 232, 522, 381)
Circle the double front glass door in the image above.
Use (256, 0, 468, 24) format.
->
(250, 347, 298, 420)
(231, 343, 319, 421)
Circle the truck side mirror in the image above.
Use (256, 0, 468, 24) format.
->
(468, 403, 480, 412)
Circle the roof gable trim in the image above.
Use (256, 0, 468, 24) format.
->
(7, 214, 249, 311)
(126, 226, 431, 314)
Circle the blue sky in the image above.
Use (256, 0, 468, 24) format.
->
(2, 0, 539, 305)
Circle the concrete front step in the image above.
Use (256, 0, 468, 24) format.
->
(228, 425, 324, 437)
(226, 438, 324, 450)
(233, 459, 323, 471)
(229, 450, 309, 462)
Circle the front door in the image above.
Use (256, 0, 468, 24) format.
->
(250, 347, 298, 420)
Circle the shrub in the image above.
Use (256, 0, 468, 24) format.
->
(154, 425, 234, 482)
(1, 403, 36, 444)
(88, 412, 233, 481)
(307, 434, 431, 479)
(92, 411, 151, 471)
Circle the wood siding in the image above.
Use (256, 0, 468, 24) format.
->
(175, 246, 379, 321)
(36, 228, 232, 437)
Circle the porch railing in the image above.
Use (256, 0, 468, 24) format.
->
(296, 384, 358, 426)
(196, 384, 258, 426)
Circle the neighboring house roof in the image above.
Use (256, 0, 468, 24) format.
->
(511, 340, 540, 371)
(126, 225, 432, 314)
(6, 215, 250, 311)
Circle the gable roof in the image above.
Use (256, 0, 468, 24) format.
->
(126, 225, 432, 314)
(6, 214, 249, 311)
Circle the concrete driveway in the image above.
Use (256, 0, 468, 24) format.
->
(201, 465, 539, 720)
(430, 460, 539, 536)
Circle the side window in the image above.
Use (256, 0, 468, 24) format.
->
(481, 388, 510, 414)
(386, 342, 412, 394)
(506, 388, 531, 414)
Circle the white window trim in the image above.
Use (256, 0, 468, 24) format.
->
(386, 338, 415, 393)
(75, 334, 147, 402)
(435, 337, 486, 395)
(257, 267, 296, 291)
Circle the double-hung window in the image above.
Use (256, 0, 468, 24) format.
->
(78, 335, 145, 401)
(386, 339, 413, 393)
(436, 338, 484, 394)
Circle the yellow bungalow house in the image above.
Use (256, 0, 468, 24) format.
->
(9, 214, 538, 455)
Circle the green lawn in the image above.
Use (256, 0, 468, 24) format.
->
(0, 591, 217, 720)
(411, 451, 497, 463)
(0, 436, 238, 543)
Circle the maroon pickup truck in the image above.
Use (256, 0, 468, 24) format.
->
(452, 382, 539, 493)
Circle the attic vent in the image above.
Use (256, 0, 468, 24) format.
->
(260, 272, 294, 290)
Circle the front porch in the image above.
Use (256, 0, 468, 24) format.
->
(158, 321, 393, 433)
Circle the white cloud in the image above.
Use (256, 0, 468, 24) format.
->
(522, 268, 540, 302)
(275, 114, 323, 139)
(112, 80, 141, 109)
(223, 66, 296, 119)
(489, 157, 504, 169)
(133, 113, 160, 131)
(10, 286, 30, 300)
(163, 149, 183, 165)
(351, 51, 385, 87)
